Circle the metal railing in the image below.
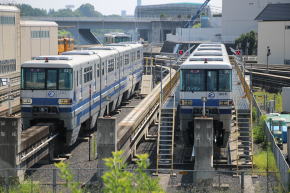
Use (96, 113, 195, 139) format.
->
(0, 168, 283, 193)
(233, 56, 290, 192)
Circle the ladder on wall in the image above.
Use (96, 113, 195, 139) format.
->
(156, 107, 175, 173)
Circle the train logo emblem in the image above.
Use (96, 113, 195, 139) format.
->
(208, 92, 215, 98)
(48, 91, 55, 97)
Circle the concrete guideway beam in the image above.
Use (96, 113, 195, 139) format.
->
(193, 117, 214, 182)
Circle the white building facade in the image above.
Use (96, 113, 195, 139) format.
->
(256, 4, 290, 64)
(20, 20, 58, 64)
(222, 0, 290, 43)
(0, 5, 58, 78)
(0, 6, 20, 76)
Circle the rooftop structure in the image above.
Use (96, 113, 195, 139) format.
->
(135, 2, 211, 18)
(255, 3, 290, 21)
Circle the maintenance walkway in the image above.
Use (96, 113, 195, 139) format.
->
(230, 59, 252, 169)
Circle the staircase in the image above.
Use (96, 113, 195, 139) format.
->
(156, 108, 175, 173)
(236, 109, 252, 168)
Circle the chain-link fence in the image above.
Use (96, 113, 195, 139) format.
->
(0, 168, 285, 193)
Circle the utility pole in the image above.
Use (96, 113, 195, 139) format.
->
(266, 46, 271, 73)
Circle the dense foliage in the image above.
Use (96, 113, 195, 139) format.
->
(102, 151, 165, 193)
(0, 3, 104, 17)
(235, 30, 257, 55)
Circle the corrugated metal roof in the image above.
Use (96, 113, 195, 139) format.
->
(0, 5, 19, 12)
(20, 20, 58, 27)
(255, 3, 290, 21)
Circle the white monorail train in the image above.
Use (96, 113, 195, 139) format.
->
(179, 43, 232, 147)
(21, 43, 143, 146)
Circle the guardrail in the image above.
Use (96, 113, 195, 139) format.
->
(233, 56, 290, 192)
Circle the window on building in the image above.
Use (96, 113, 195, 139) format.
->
(0, 59, 16, 75)
(0, 16, 15, 25)
(84, 66, 93, 83)
(31, 30, 50, 38)
(285, 26, 290, 30)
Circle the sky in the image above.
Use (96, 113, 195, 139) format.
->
(11, 0, 222, 15)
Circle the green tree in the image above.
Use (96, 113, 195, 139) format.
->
(235, 30, 257, 55)
(50, 8, 79, 17)
(55, 162, 83, 193)
(102, 151, 164, 193)
(17, 4, 47, 16)
(76, 3, 102, 17)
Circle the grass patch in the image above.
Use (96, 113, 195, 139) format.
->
(253, 148, 278, 173)
(254, 91, 282, 112)
(253, 115, 267, 145)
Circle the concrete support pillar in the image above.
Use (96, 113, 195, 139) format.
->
(0, 117, 22, 178)
(96, 117, 117, 170)
(151, 22, 162, 43)
(193, 117, 214, 183)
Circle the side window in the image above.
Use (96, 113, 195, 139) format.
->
(102, 62, 105, 75)
(137, 50, 141, 60)
(108, 59, 114, 72)
(84, 66, 93, 83)
(97, 63, 100, 78)
(76, 70, 79, 87)
(79, 69, 82, 85)
(125, 54, 129, 65)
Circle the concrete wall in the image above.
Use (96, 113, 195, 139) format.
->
(222, 0, 290, 43)
(0, 117, 21, 177)
(20, 21, 58, 64)
(0, 6, 20, 75)
(257, 21, 290, 64)
(166, 27, 222, 42)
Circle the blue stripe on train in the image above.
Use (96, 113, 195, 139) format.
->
(28, 67, 143, 108)
(180, 108, 232, 114)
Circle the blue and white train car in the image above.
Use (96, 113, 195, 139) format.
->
(21, 43, 143, 146)
(179, 43, 232, 147)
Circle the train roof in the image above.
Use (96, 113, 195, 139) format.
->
(180, 59, 232, 70)
(181, 43, 231, 70)
(22, 43, 143, 68)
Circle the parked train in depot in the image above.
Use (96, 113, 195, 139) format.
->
(179, 43, 232, 147)
(21, 43, 143, 146)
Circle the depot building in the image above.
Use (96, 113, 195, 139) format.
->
(0, 5, 58, 78)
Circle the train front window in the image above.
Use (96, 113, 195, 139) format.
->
(59, 69, 73, 90)
(218, 70, 232, 92)
(207, 70, 218, 91)
(181, 70, 205, 91)
(22, 68, 73, 90)
(47, 69, 57, 89)
(181, 69, 232, 92)
(23, 68, 45, 89)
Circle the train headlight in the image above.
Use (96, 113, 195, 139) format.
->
(21, 98, 32, 105)
(180, 100, 192, 106)
(219, 100, 233, 106)
(58, 98, 72, 105)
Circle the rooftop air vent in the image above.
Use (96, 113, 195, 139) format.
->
(189, 58, 223, 62)
(200, 44, 221, 48)
(34, 56, 73, 61)
(88, 47, 115, 50)
(197, 48, 222, 51)
(193, 52, 223, 56)
(62, 51, 96, 55)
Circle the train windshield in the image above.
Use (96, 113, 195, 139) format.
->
(181, 69, 232, 92)
(21, 68, 73, 90)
